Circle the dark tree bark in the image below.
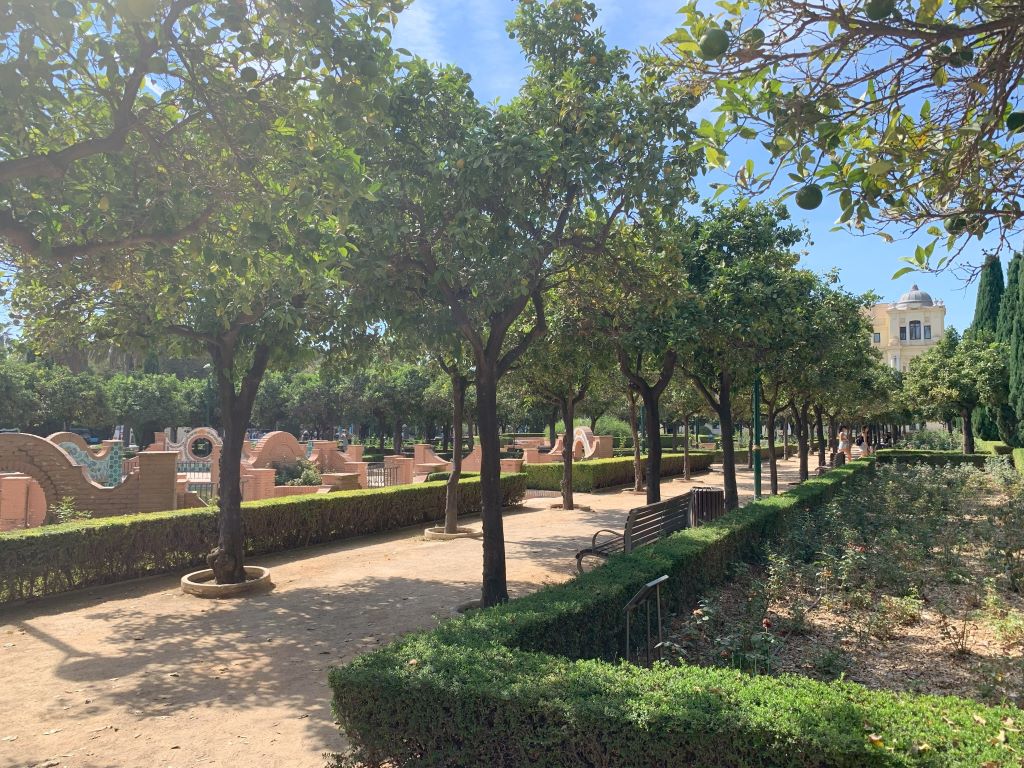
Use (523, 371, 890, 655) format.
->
(548, 406, 558, 449)
(207, 340, 271, 585)
(443, 371, 468, 534)
(617, 348, 676, 505)
(747, 421, 754, 470)
(626, 389, 643, 492)
(791, 401, 811, 481)
(467, 418, 475, 450)
(766, 407, 779, 494)
(814, 406, 827, 468)
(442, 423, 451, 453)
(689, 371, 739, 510)
(717, 375, 739, 510)
(474, 370, 507, 606)
(683, 415, 691, 481)
(560, 397, 575, 510)
(962, 408, 976, 454)
(393, 418, 403, 455)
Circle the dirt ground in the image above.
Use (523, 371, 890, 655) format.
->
(0, 458, 804, 768)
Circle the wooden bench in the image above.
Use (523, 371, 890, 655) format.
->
(575, 488, 727, 572)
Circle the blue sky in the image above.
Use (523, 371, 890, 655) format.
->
(392, 0, 995, 331)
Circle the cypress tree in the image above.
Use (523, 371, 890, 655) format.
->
(973, 254, 1005, 332)
(998, 253, 1024, 445)
(971, 255, 1005, 439)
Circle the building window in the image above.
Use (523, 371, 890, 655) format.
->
(909, 321, 921, 340)
(873, 332, 881, 343)
(924, 325, 932, 340)
(899, 326, 907, 341)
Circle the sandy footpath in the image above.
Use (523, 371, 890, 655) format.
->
(0, 459, 804, 768)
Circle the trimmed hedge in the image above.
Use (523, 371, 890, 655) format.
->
(331, 460, 1022, 766)
(976, 439, 1014, 456)
(874, 449, 989, 468)
(0, 474, 526, 604)
(713, 444, 782, 463)
(523, 451, 714, 492)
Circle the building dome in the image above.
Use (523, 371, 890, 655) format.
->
(895, 284, 934, 309)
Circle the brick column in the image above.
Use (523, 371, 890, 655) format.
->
(135, 451, 178, 512)
(384, 456, 415, 485)
(0, 474, 31, 531)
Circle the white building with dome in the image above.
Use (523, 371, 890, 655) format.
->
(867, 285, 946, 372)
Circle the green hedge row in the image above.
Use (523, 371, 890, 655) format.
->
(0, 474, 527, 604)
(523, 451, 714, 492)
(873, 449, 990, 468)
(975, 439, 1014, 456)
(331, 459, 1021, 766)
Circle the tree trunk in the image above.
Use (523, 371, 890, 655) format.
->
(467, 418, 475, 450)
(590, 414, 598, 431)
(962, 408, 976, 454)
(783, 418, 790, 460)
(393, 418, 403, 455)
(548, 406, 558, 449)
(683, 417, 691, 481)
(767, 407, 779, 494)
(814, 406, 826, 467)
(476, 369, 508, 607)
(627, 389, 643, 492)
(560, 396, 575, 510)
(442, 423, 451, 453)
(718, 374, 739, 510)
(444, 374, 466, 534)
(642, 389, 663, 504)
(207, 342, 270, 585)
(377, 416, 386, 453)
(793, 403, 810, 481)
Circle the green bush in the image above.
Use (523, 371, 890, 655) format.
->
(523, 452, 714, 491)
(424, 471, 479, 482)
(897, 429, 962, 451)
(874, 449, 989, 468)
(0, 474, 526, 604)
(976, 439, 1014, 456)
(330, 460, 1022, 766)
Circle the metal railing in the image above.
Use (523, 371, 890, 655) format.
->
(366, 463, 400, 489)
(177, 460, 215, 504)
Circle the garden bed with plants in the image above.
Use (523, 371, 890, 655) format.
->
(665, 460, 1024, 708)
(331, 459, 1024, 767)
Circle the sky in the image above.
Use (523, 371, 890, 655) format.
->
(391, 0, 994, 331)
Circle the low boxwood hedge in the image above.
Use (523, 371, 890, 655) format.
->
(330, 460, 1021, 766)
(524, 451, 714, 492)
(874, 449, 989, 468)
(0, 473, 526, 604)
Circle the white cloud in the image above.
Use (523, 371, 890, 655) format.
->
(393, 0, 448, 63)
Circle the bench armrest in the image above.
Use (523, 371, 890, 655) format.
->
(591, 529, 622, 548)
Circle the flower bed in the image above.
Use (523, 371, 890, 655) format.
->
(331, 461, 1022, 766)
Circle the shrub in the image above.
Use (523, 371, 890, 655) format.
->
(523, 452, 714, 491)
(0, 474, 526, 604)
(976, 439, 1014, 456)
(330, 460, 1023, 767)
(874, 449, 989, 468)
(898, 429, 962, 451)
(424, 471, 479, 482)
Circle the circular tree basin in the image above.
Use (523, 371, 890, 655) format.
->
(181, 566, 274, 598)
(423, 526, 482, 541)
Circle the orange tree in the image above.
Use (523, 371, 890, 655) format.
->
(666, 0, 1024, 272)
(349, 0, 699, 606)
(9, 1, 398, 584)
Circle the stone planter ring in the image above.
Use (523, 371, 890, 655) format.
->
(181, 566, 274, 598)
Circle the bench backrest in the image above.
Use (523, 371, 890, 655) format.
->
(623, 491, 692, 553)
(691, 486, 726, 526)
